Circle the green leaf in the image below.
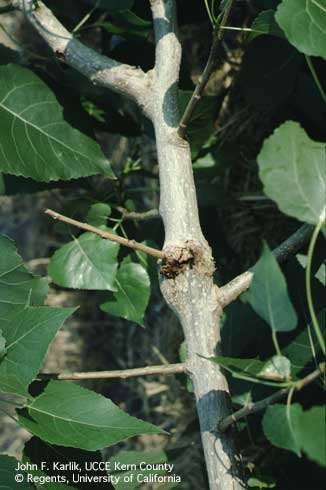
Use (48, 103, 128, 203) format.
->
(100, 259, 150, 326)
(0, 64, 113, 182)
(86, 203, 112, 226)
(208, 355, 291, 381)
(97, 22, 127, 34)
(263, 403, 302, 456)
(192, 154, 215, 169)
(0, 306, 75, 396)
(259, 355, 291, 380)
(247, 476, 276, 489)
(258, 121, 326, 224)
(23, 437, 113, 489)
(248, 10, 284, 41)
(134, 240, 159, 288)
(208, 356, 266, 376)
(116, 10, 151, 27)
(0, 455, 35, 489)
(98, 22, 150, 39)
(263, 404, 326, 465)
(0, 234, 48, 322)
(296, 405, 326, 465)
(48, 230, 119, 291)
(18, 381, 163, 451)
(98, 10, 152, 40)
(276, 0, 326, 57)
(245, 243, 297, 332)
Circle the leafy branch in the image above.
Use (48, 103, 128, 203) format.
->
(219, 363, 325, 432)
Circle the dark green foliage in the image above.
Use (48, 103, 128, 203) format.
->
(18, 381, 162, 450)
(245, 243, 297, 332)
(0, 65, 114, 182)
(100, 258, 151, 326)
(0, 306, 75, 396)
(19, 381, 162, 451)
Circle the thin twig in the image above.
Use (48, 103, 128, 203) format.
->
(218, 224, 314, 306)
(219, 363, 325, 432)
(178, 0, 235, 139)
(45, 209, 165, 259)
(38, 363, 185, 381)
(117, 207, 160, 221)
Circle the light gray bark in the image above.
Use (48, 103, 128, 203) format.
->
(13, 0, 151, 111)
(15, 0, 245, 488)
(150, 2, 245, 488)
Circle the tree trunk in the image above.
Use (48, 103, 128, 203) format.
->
(155, 126, 245, 490)
(148, 1, 245, 487)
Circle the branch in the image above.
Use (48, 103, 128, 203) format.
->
(273, 223, 313, 263)
(13, 0, 150, 109)
(45, 209, 165, 259)
(178, 0, 235, 139)
(149, 0, 206, 245)
(38, 363, 185, 381)
(117, 207, 160, 221)
(150, 0, 181, 127)
(219, 363, 325, 432)
(218, 224, 314, 307)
